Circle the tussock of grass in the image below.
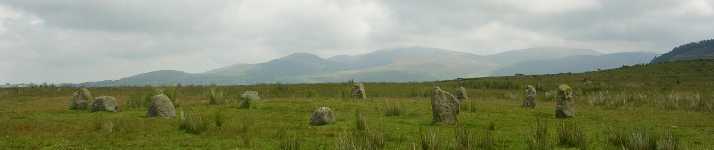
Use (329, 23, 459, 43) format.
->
(419, 128, 441, 150)
(126, 92, 151, 109)
(454, 125, 474, 150)
(207, 87, 225, 105)
(608, 127, 680, 150)
(557, 120, 587, 149)
(476, 123, 499, 150)
(335, 111, 384, 150)
(178, 111, 209, 134)
(384, 102, 403, 117)
(527, 118, 551, 150)
(276, 129, 301, 150)
(212, 110, 225, 128)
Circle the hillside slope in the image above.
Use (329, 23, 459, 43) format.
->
(651, 39, 714, 63)
(492, 52, 657, 75)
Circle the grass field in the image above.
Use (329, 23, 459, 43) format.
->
(1, 60, 713, 149)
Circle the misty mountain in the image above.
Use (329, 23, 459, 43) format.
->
(84, 47, 654, 86)
(492, 52, 657, 76)
(487, 47, 602, 65)
(319, 47, 498, 82)
(651, 39, 714, 63)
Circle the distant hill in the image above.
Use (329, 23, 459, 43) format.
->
(321, 47, 498, 82)
(83, 47, 658, 86)
(492, 52, 657, 76)
(651, 39, 714, 63)
(487, 47, 602, 65)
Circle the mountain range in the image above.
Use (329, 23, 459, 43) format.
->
(83, 47, 658, 86)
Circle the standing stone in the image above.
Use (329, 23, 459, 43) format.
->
(92, 96, 119, 112)
(555, 84, 574, 118)
(522, 85, 537, 108)
(455, 87, 469, 101)
(147, 94, 177, 118)
(351, 83, 367, 99)
(309, 107, 335, 126)
(70, 88, 93, 110)
(431, 87, 460, 124)
(238, 91, 260, 109)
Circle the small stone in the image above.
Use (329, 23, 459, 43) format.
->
(92, 96, 119, 112)
(522, 85, 537, 108)
(310, 107, 335, 126)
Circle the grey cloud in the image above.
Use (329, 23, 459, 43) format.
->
(0, 0, 713, 83)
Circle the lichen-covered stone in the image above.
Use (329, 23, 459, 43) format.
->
(92, 96, 119, 112)
(431, 87, 460, 124)
(455, 87, 468, 101)
(555, 84, 574, 118)
(522, 85, 537, 108)
(351, 83, 367, 99)
(147, 94, 176, 118)
(310, 107, 335, 126)
(70, 88, 93, 110)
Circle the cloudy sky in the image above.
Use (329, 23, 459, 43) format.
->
(1, 0, 713, 83)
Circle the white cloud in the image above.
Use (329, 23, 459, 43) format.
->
(0, 0, 713, 83)
(500, 0, 601, 14)
(677, 0, 714, 16)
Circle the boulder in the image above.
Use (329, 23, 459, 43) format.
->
(310, 107, 335, 126)
(522, 85, 537, 108)
(555, 84, 575, 118)
(70, 88, 93, 110)
(351, 83, 367, 99)
(431, 87, 460, 124)
(92, 96, 119, 112)
(455, 87, 468, 101)
(147, 94, 177, 118)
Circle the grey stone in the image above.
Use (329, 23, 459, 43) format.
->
(555, 84, 575, 118)
(310, 107, 335, 126)
(351, 83, 367, 99)
(92, 96, 119, 112)
(431, 87, 460, 124)
(523, 85, 537, 108)
(70, 88, 93, 110)
(147, 94, 176, 118)
(455, 87, 468, 101)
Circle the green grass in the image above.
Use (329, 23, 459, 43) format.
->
(0, 60, 713, 149)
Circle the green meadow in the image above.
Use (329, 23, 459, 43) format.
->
(1, 60, 713, 149)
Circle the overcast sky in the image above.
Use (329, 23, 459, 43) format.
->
(1, 0, 713, 83)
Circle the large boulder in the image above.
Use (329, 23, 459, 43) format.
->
(555, 84, 575, 118)
(522, 85, 537, 108)
(92, 96, 119, 112)
(455, 87, 468, 101)
(70, 88, 93, 110)
(309, 107, 335, 126)
(431, 87, 460, 124)
(351, 83, 367, 99)
(147, 94, 177, 118)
